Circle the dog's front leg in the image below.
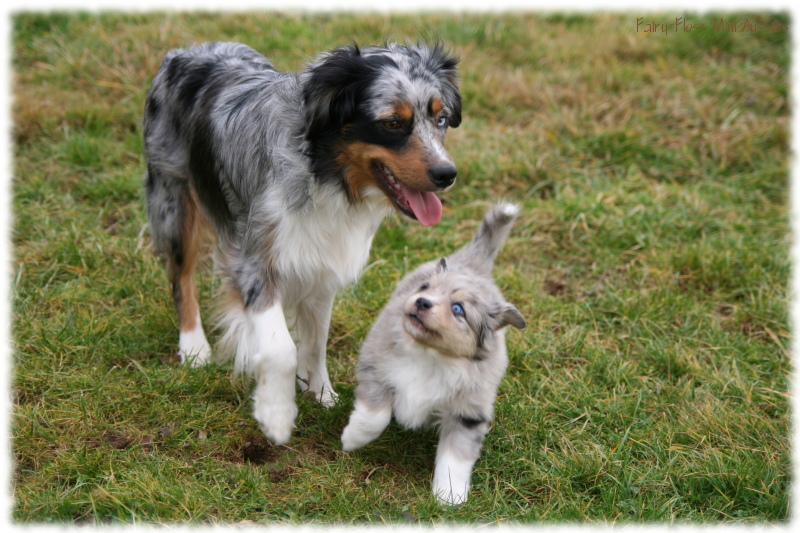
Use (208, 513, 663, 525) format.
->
(250, 302, 298, 445)
(341, 393, 392, 452)
(295, 291, 338, 407)
(432, 416, 490, 505)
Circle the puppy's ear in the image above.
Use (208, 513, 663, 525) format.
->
(303, 44, 397, 141)
(478, 302, 525, 349)
(498, 304, 526, 330)
(491, 302, 526, 331)
(437, 258, 447, 273)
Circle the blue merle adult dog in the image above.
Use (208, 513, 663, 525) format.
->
(143, 41, 461, 445)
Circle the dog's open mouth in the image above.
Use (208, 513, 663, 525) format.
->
(373, 163, 442, 226)
(405, 313, 440, 338)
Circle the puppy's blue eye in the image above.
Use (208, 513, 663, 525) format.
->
(451, 303, 465, 317)
(437, 116, 449, 128)
(420, 282, 430, 291)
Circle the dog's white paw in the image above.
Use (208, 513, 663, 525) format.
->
(434, 486, 469, 506)
(341, 400, 392, 452)
(253, 389, 297, 446)
(298, 376, 339, 407)
(433, 476, 470, 506)
(341, 422, 368, 452)
(433, 452, 473, 506)
(316, 386, 339, 408)
(179, 331, 212, 367)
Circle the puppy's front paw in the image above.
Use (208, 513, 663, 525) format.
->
(433, 478, 470, 506)
(341, 422, 369, 452)
(434, 485, 469, 506)
(340, 400, 392, 452)
(433, 452, 473, 505)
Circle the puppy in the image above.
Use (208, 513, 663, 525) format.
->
(341, 202, 525, 505)
(143, 41, 461, 445)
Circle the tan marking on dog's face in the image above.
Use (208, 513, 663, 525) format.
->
(335, 148, 377, 203)
(402, 282, 478, 359)
(430, 98, 444, 117)
(336, 138, 437, 201)
(393, 101, 414, 121)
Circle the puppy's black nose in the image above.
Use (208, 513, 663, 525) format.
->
(415, 297, 433, 311)
(428, 165, 457, 188)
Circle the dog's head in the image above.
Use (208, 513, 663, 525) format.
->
(402, 259, 525, 360)
(302, 42, 461, 226)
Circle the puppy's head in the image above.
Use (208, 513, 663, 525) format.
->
(402, 259, 525, 360)
(303, 42, 461, 226)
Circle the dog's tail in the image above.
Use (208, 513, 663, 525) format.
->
(450, 201, 519, 276)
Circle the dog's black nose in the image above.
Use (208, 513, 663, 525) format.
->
(428, 165, 457, 188)
(415, 297, 433, 311)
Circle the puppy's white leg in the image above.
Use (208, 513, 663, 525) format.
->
(250, 302, 298, 446)
(295, 292, 338, 407)
(432, 417, 489, 505)
(179, 310, 212, 367)
(341, 398, 392, 452)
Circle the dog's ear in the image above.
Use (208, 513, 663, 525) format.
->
(477, 301, 525, 350)
(303, 45, 397, 141)
(423, 42, 462, 128)
(491, 302, 526, 331)
(437, 258, 447, 273)
(497, 304, 526, 330)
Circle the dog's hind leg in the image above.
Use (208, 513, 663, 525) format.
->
(145, 166, 212, 367)
(295, 290, 339, 407)
(174, 195, 212, 367)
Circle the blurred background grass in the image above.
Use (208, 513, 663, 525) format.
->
(11, 10, 790, 524)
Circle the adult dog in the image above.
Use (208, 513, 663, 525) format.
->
(143, 41, 461, 444)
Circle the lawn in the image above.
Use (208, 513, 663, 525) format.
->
(10, 10, 791, 525)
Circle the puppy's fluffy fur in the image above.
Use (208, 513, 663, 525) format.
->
(341, 202, 525, 505)
(143, 41, 461, 445)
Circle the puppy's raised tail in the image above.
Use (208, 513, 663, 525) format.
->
(450, 201, 519, 276)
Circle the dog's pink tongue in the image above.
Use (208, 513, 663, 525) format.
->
(403, 187, 443, 226)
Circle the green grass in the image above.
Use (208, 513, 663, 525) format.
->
(11, 10, 790, 525)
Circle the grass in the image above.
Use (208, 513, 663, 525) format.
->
(10, 10, 790, 525)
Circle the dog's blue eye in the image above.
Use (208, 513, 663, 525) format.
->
(420, 282, 430, 291)
(452, 302, 465, 317)
(437, 116, 449, 128)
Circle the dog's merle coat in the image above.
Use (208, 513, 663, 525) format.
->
(143, 41, 461, 444)
(341, 202, 525, 505)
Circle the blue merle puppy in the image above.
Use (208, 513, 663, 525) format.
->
(341, 202, 526, 504)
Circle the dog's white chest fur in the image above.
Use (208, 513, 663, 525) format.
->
(274, 187, 389, 300)
(387, 340, 477, 429)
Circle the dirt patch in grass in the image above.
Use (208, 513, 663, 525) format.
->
(267, 466, 293, 483)
(543, 277, 568, 296)
(241, 434, 279, 465)
(85, 428, 174, 452)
